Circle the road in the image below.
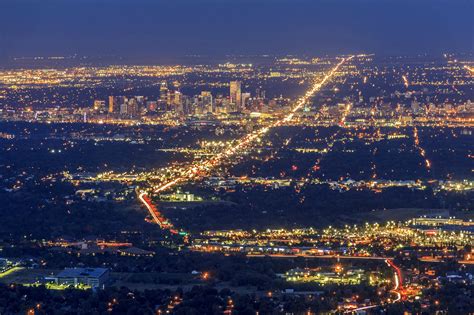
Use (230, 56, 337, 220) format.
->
(464, 65, 474, 75)
(386, 259, 403, 302)
(402, 74, 409, 88)
(345, 259, 404, 313)
(138, 56, 353, 228)
(246, 253, 391, 261)
(138, 192, 179, 234)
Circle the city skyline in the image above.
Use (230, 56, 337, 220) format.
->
(0, 1, 472, 314)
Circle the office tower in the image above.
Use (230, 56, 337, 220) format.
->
(174, 91, 182, 105)
(119, 103, 128, 115)
(221, 98, 231, 113)
(230, 81, 242, 111)
(137, 96, 146, 116)
(182, 95, 192, 116)
(167, 91, 174, 110)
(241, 92, 251, 110)
(147, 101, 157, 112)
(160, 82, 169, 104)
(256, 88, 266, 100)
(93, 100, 106, 112)
(192, 95, 200, 115)
(174, 91, 183, 115)
(127, 98, 139, 117)
(213, 95, 224, 114)
(201, 91, 213, 113)
(108, 96, 115, 113)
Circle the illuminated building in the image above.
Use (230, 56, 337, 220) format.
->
(147, 101, 157, 112)
(412, 216, 473, 227)
(93, 100, 106, 112)
(108, 96, 115, 113)
(46, 268, 109, 289)
(160, 82, 169, 104)
(241, 92, 251, 110)
(201, 91, 213, 113)
(174, 91, 183, 114)
(119, 103, 128, 115)
(230, 81, 242, 111)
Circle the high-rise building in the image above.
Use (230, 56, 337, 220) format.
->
(182, 95, 192, 116)
(256, 88, 265, 100)
(147, 101, 157, 112)
(108, 96, 115, 113)
(160, 82, 169, 104)
(167, 91, 174, 110)
(241, 92, 251, 110)
(230, 81, 242, 111)
(127, 98, 139, 117)
(201, 91, 213, 113)
(174, 91, 183, 115)
(93, 100, 106, 112)
(119, 103, 128, 115)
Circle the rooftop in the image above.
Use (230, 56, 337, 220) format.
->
(57, 268, 108, 279)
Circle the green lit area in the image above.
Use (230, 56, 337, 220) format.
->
(0, 267, 24, 279)
(25, 282, 91, 291)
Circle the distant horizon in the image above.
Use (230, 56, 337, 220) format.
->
(1, 52, 472, 68)
(0, 1, 473, 313)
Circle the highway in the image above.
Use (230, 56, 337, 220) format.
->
(386, 259, 403, 302)
(402, 74, 409, 88)
(246, 253, 391, 261)
(138, 56, 353, 227)
(138, 192, 179, 234)
(413, 126, 431, 171)
(345, 259, 404, 313)
(464, 65, 474, 75)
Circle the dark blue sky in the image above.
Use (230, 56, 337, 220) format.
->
(1, 0, 473, 60)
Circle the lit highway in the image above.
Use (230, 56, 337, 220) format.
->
(464, 65, 474, 75)
(247, 254, 391, 260)
(402, 74, 409, 88)
(386, 259, 403, 302)
(413, 126, 431, 171)
(347, 259, 404, 313)
(138, 56, 354, 227)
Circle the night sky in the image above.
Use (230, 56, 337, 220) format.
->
(0, 0, 473, 60)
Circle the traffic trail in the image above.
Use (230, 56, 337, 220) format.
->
(139, 56, 353, 229)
